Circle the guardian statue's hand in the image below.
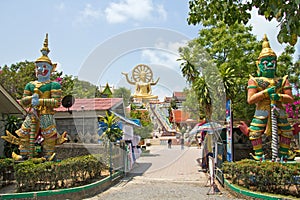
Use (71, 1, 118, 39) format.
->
(263, 86, 277, 98)
(266, 86, 276, 95)
(270, 93, 281, 101)
(31, 93, 40, 106)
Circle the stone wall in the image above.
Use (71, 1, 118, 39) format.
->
(55, 117, 100, 143)
(55, 143, 107, 160)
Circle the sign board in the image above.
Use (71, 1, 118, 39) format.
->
(226, 100, 233, 162)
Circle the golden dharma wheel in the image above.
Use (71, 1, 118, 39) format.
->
(132, 64, 153, 83)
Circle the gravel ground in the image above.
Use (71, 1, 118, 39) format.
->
(86, 178, 240, 200)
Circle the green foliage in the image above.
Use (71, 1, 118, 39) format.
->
(188, 0, 300, 45)
(72, 77, 101, 98)
(222, 159, 300, 198)
(276, 46, 295, 77)
(129, 107, 153, 139)
(0, 158, 14, 172)
(113, 87, 131, 107)
(3, 115, 23, 158)
(52, 72, 102, 98)
(170, 98, 178, 110)
(99, 111, 123, 142)
(178, 22, 261, 121)
(0, 61, 35, 99)
(182, 88, 205, 121)
(288, 56, 300, 92)
(179, 21, 298, 122)
(192, 76, 212, 119)
(13, 154, 107, 192)
(51, 71, 75, 97)
(177, 40, 202, 83)
(182, 88, 203, 120)
(0, 158, 16, 186)
(130, 110, 150, 126)
(133, 123, 153, 140)
(0, 61, 103, 99)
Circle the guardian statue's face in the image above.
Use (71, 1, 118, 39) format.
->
(35, 61, 52, 82)
(257, 56, 276, 78)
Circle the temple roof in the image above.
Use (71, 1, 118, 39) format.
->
(173, 91, 186, 102)
(0, 84, 26, 116)
(55, 98, 123, 112)
(100, 83, 113, 98)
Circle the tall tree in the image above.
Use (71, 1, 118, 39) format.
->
(0, 61, 102, 99)
(51, 72, 75, 97)
(182, 88, 205, 121)
(179, 22, 261, 121)
(289, 57, 300, 95)
(276, 45, 295, 77)
(188, 0, 300, 45)
(113, 87, 131, 107)
(0, 61, 36, 99)
(133, 123, 153, 140)
(72, 77, 101, 98)
(179, 21, 297, 122)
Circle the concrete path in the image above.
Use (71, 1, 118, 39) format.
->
(85, 145, 242, 200)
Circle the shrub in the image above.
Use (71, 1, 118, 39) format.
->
(222, 159, 300, 198)
(0, 154, 108, 192)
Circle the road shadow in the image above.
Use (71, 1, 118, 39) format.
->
(140, 153, 160, 157)
(127, 162, 152, 177)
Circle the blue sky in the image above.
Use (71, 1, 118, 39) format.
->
(0, 1, 299, 100)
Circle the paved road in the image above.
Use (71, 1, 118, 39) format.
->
(85, 145, 242, 200)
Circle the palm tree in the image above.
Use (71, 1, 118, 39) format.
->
(192, 76, 212, 120)
(218, 66, 237, 101)
(99, 111, 123, 142)
(178, 41, 202, 83)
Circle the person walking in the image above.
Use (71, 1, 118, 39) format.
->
(167, 139, 172, 149)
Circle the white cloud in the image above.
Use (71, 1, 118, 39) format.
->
(248, 8, 300, 60)
(73, 4, 102, 26)
(141, 40, 188, 70)
(156, 4, 167, 21)
(105, 0, 167, 24)
(248, 8, 287, 56)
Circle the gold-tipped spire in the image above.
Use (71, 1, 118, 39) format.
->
(258, 34, 277, 60)
(35, 33, 52, 65)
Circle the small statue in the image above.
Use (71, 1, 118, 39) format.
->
(246, 34, 294, 161)
(2, 34, 67, 161)
(122, 64, 159, 100)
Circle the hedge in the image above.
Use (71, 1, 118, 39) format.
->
(0, 154, 108, 192)
(222, 159, 300, 198)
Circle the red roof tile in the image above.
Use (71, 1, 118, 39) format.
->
(173, 92, 185, 97)
(55, 98, 123, 112)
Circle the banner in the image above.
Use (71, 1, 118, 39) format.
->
(226, 100, 233, 162)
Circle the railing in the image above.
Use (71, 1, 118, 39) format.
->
(150, 104, 173, 132)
